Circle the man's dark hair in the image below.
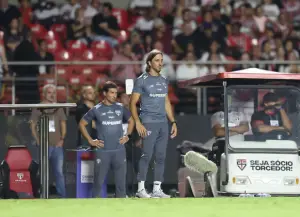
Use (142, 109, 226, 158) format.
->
(145, 49, 163, 72)
(103, 2, 113, 11)
(37, 39, 46, 47)
(118, 91, 126, 98)
(102, 81, 118, 93)
(262, 92, 279, 104)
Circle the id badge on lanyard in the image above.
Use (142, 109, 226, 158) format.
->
(269, 114, 279, 127)
(49, 117, 56, 132)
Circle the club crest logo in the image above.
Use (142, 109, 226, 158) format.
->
(237, 159, 247, 171)
(115, 110, 121, 116)
(17, 173, 24, 180)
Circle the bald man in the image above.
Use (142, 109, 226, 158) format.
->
(75, 86, 97, 147)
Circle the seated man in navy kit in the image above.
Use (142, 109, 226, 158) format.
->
(251, 92, 292, 139)
(79, 82, 135, 198)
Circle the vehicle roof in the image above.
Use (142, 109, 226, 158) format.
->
(179, 68, 300, 87)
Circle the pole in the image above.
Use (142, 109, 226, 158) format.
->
(39, 111, 49, 199)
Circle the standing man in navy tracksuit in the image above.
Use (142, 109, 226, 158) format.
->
(79, 82, 135, 198)
(130, 49, 178, 198)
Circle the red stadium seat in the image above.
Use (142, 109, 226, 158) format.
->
(54, 49, 72, 62)
(68, 74, 85, 85)
(56, 86, 67, 102)
(30, 24, 47, 39)
(91, 40, 113, 59)
(56, 66, 73, 81)
(46, 39, 63, 54)
(0, 146, 39, 198)
(38, 74, 55, 87)
(82, 49, 95, 61)
(44, 30, 60, 41)
(112, 8, 129, 30)
(66, 40, 88, 57)
(93, 56, 110, 73)
(50, 24, 67, 41)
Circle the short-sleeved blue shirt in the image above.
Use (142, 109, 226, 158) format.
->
(83, 102, 131, 151)
(132, 73, 168, 123)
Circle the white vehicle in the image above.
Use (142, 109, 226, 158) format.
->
(182, 68, 300, 196)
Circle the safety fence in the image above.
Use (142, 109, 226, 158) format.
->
(1, 60, 300, 115)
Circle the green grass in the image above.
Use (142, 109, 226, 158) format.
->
(1, 198, 300, 217)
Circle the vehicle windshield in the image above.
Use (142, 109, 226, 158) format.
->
(227, 86, 300, 150)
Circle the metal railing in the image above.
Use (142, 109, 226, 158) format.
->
(1, 60, 300, 116)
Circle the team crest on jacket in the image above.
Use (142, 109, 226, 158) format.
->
(115, 110, 121, 116)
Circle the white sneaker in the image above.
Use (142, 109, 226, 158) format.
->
(136, 189, 151, 198)
(184, 151, 218, 174)
(151, 189, 171, 198)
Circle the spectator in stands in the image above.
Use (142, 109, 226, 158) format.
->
(144, 34, 153, 53)
(18, 0, 32, 28)
(262, 0, 280, 22)
(130, 31, 145, 60)
(285, 39, 299, 59)
(32, 0, 60, 29)
(212, 3, 230, 40)
(253, 5, 268, 34)
(194, 9, 224, 56)
(91, 2, 120, 47)
(259, 24, 276, 52)
(60, 0, 79, 22)
(67, 7, 91, 44)
(198, 40, 226, 75)
(13, 32, 40, 103)
(70, 0, 97, 24)
(0, 44, 9, 92)
(261, 40, 276, 70)
(199, 40, 226, 63)
(30, 84, 67, 198)
(227, 21, 252, 54)
(75, 85, 96, 147)
(199, 52, 226, 75)
(134, 7, 156, 35)
(36, 39, 54, 74)
(4, 18, 27, 61)
(219, 0, 232, 17)
(172, 23, 195, 58)
(233, 0, 258, 10)
(152, 21, 173, 55)
(284, 0, 300, 22)
(91, 0, 102, 13)
(276, 13, 289, 39)
(111, 42, 140, 81)
(275, 46, 287, 72)
(172, 8, 197, 37)
(176, 51, 201, 80)
(233, 52, 255, 70)
(285, 52, 300, 73)
(142, 41, 175, 79)
(240, 3, 257, 38)
(0, 0, 21, 30)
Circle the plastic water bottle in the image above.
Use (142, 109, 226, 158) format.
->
(255, 193, 271, 197)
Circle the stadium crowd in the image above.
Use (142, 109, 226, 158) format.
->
(0, 0, 299, 113)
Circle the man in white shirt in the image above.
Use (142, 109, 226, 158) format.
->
(70, 0, 98, 23)
(176, 51, 202, 80)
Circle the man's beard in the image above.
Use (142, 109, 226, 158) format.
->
(154, 67, 161, 73)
